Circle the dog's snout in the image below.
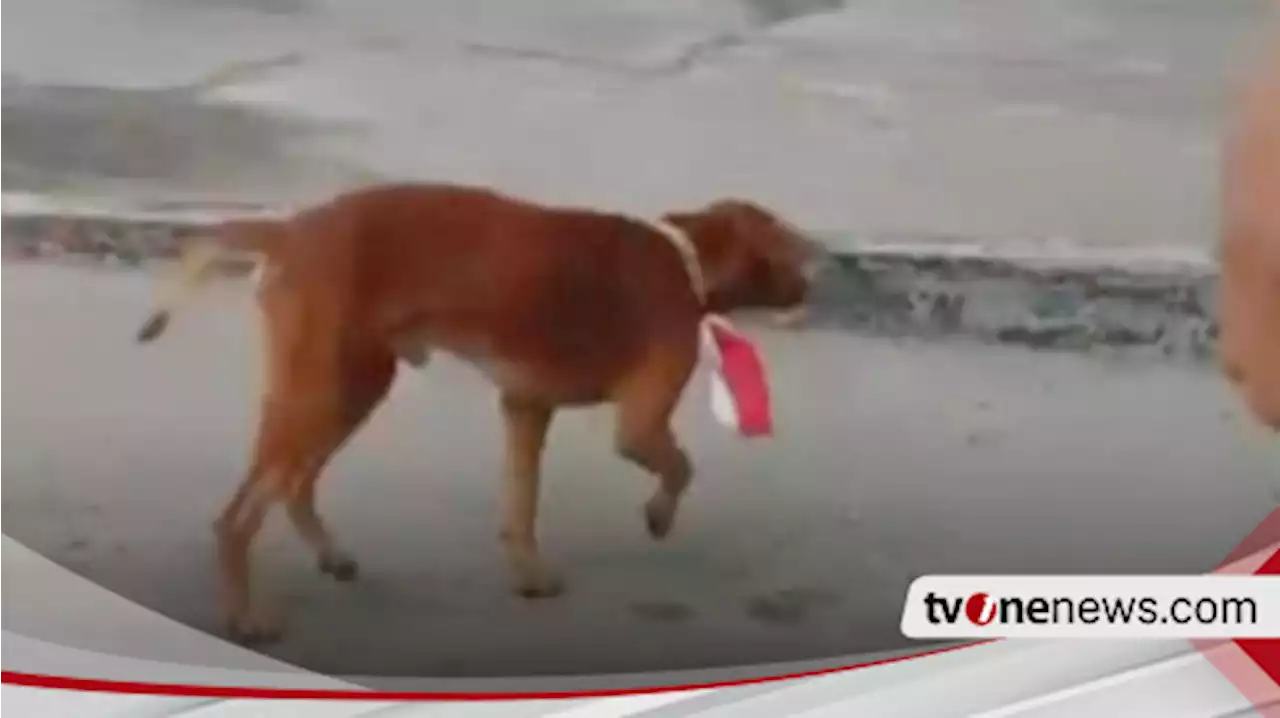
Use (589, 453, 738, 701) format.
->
(802, 258, 824, 283)
(798, 237, 830, 283)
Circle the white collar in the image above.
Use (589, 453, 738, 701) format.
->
(644, 218, 706, 305)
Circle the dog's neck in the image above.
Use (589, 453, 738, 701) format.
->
(645, 218, 707, 307)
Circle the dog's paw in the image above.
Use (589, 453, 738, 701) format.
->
(225, 609, 283, 646)
(318, 554, 359, 582)
(512, 566, 566, 599)
(644, 494, 678, 540)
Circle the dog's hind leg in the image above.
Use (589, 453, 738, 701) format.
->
(286, 347, 397, 582)
(219, 386, 351, 643)
(214, 291, 390, 642)
(217, 345, 397, 642)
(215, 393, 317, 644)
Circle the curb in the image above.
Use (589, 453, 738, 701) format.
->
(809, 238, 1218, 364)
(0, 198, 1220, 365)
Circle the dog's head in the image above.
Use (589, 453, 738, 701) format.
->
(663, 198, 825, 323)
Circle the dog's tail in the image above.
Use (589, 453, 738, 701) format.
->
(135, 218, 285, 344)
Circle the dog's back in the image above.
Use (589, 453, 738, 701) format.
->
(153, 183, 705, 402)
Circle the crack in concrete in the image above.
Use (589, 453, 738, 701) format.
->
(461, 32, 751, 80)
(458, 0, 853, 80)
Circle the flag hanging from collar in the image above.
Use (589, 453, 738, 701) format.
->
(700, 316, 773, 438)
(641, 217, 774, 439)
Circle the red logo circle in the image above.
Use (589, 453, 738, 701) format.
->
(965, 592, 996, 625)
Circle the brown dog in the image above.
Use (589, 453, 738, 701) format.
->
(135, 182, 820, 643)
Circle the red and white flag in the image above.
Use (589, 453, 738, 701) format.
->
(700, 316, 773, 438)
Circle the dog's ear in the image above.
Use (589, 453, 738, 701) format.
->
(662, 207, 756, 305)
(712, 200, 827, 279)
(662, 207, 748, 268)
(678, 201, 814, 312)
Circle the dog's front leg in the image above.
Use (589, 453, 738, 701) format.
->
(617, 426, 693, 540)
(498, 393, 565, 598)
(614, 350, 698, 540)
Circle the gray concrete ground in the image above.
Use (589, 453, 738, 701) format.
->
(4, 0, 1279, 682)
(3, 264, 1277, 678)
(4, 0, 1275, 252)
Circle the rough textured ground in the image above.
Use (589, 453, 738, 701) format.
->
(3, 0, 1274, 251)
(3, 264, 1277, 679)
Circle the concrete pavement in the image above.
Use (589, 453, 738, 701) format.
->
(3, 264, 1276, 678)
(3, 0, 1274, 251)
(4, 0, 1278, 679)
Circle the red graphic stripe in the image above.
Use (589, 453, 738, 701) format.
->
(1, 641, 985, 701)
(1235, 547, 1280, 686)
(1199, 508, 1280, 714)
(1219, 510, 1280, 569)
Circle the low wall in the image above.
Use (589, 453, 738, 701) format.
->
(1, 205, 1219, 365)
